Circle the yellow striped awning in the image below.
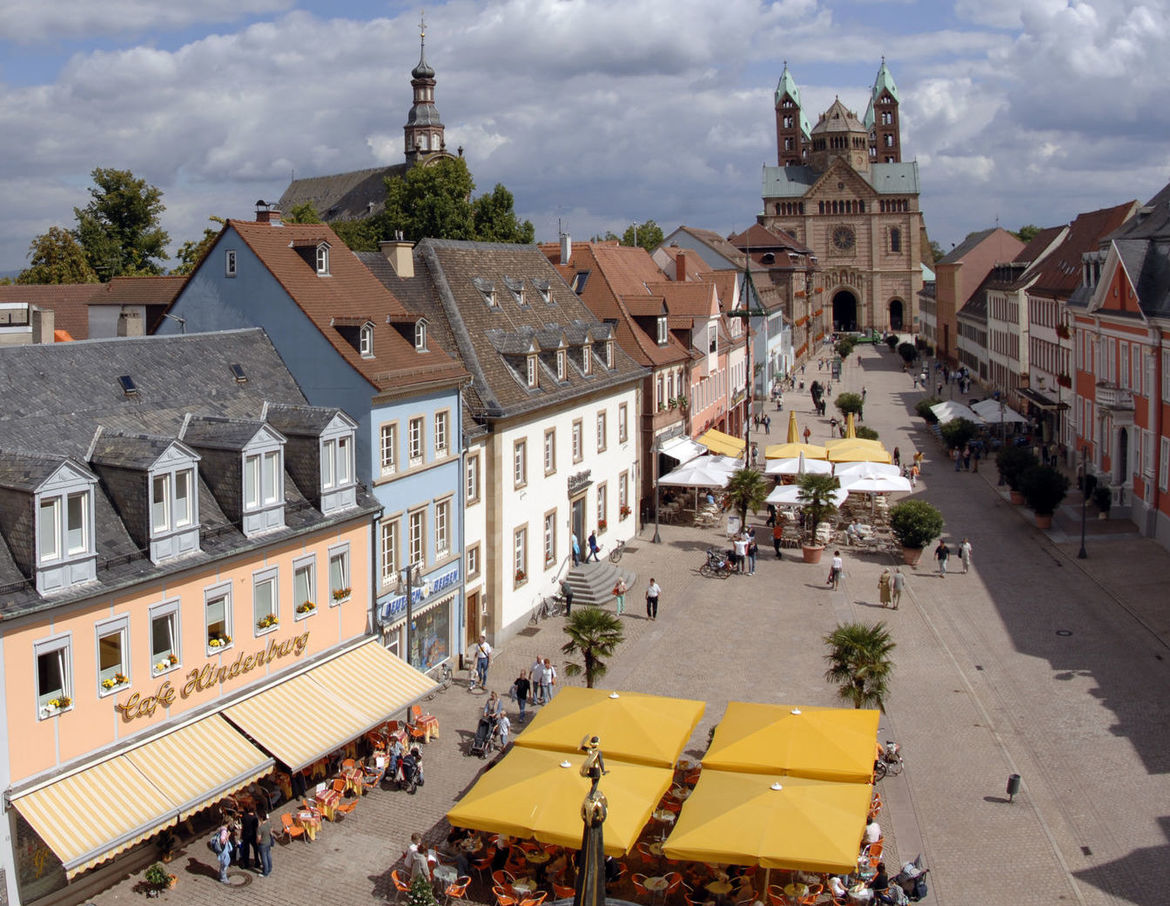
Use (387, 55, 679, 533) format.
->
(224, 639, 436, 771)
(10, 715, 272, 879)
(698, 429, 746, 458)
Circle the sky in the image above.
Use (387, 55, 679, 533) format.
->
(2, 0, 1169, 274)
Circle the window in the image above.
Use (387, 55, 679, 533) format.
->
(514, 439, 528, 487)
(243, 450, 281, 509)
(544, 510, 557, 566)
(606, 340, 614, 369)
(544, 429, 557, 475)
(466, 543, 480, 578)
(253, 570, 278, 633)
(657, 316, 668, 345)
(619, 403, 628, 442)
(619, 470, 629, 516)
(205, 586, 232, 650)
(408, 417, 424, 466)
(415, 320, 428, 351)
(409, 509, 425, 567)
(597, 411, 607, 452)
(434, 411, 449, 457)
(583, 344, 592, 375)
(526, 355, 538, 388)
(380, 423, 398, 476)
(329, 545, 351, 603)
(39, 491, 90, 561)
(150, 601, 180, 673)
(316, 243, 330, 275)
(96, 618, 128, 691)
(466, 454, 481, 504)
(890, 228, 901, 253)
(36, 638, 71, 714)
(557, 349, 566, 380)
(294, 556, 317, 618)
(321, 436, 353, 490)
(435, 499, 451, 559)
(360, 323, 373, 357)
(380, 519, 399, 586)
(1161, 437, 1170, 493)
(225, 249, 237, 277)
(572, 419, 583, 463)
(514, 525, 528, 586)
(597, 482, 608, 530)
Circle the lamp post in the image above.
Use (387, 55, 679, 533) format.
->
(1078, 445, 1089, 559)
(402, 562, 421, 665)
(728, 260, 767, 467)
(652, 440, 661, 544)
(996, 391, 1006, 486)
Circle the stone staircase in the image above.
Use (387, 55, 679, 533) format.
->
(562, 560, 637, 609)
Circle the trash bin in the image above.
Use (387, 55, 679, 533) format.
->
(1006, 774, 1021, 803)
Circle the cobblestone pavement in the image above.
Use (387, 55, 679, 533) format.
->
(86, 343, 1170, 906)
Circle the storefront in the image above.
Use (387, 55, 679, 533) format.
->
(377, 563, 460, 671)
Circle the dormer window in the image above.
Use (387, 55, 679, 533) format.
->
(557, 349, 566, 380)
(244, 450, 282, 511)
(606, 340, 615, 369)
(39, 493, 89, 562)
(527, 354, 538, 388)
(316, 242, 331, 276)
(473, 277, 497, 307)
(315, 412, 359, 515)
(414, 319, 428, 351)
(583, 344, 593, 375)
(504, 276, 525, 306)
(657, 316, 668, 345)
(360, 323, 374, 358)
(29, 458, 99, 595)
(535, 279, 552, 304)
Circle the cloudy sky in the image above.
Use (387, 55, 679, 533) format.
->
(2, 0, 1168, 274)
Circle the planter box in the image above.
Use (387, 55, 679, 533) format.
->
(1009, 490, 1024, 505)
(801, 545, 824, 564)
(1035, 514, 1053, 529)
(901, 546, 924, 567)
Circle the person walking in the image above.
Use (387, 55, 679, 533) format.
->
(893, 446, 901, 467)
(215, 826, 233, 884)
(747, 527, 758, 575)
(560, 578, 574, 615)
(513, 669, 531, 722)
(733, 532, 748, 574)
(541, 658, 556, 701)
(878, 568, 893, 608)
(239, 803, 259, 871)
(891, 567, 905, 610)
(571, 532, 580, 566)
(935, 539, 950, 577)
(646, 577, 660, 620)
(530, 656, 546, 705)
(959, 537, 973, 574)
(772, 521, 784, 559)
(587, 530, 601, 563)
(256, 809, 274, 877)
(474, 633, 492, 689)
(827, 551, 843, 590)
(612, 577, 628, 615)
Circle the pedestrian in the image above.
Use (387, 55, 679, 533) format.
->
(408, 833, 431, 884)
(878, 568, 892, 608)
(747, 528, 758, 575)
(474, 632, 492, 689)
(541, 658, 556, 700)
(764, 414, 771, 432)
(862, 386, 867, 401)
(962, 446, 971, 471)
(909, 464, 919, 488)
(935, 539, 950, 576)
(972, 445, 980, 473)
(766, 503, 776, 527)
(513, 669, 531, 722)
(530, 656, 546, 704)
(733, 532, 748, 574)
(827, 551, 843, 589)
(953, 447, 961, 471)
(750, 442, 759, 465)
(803, 427, 812, 444)
(959, 537, 973, 574)
(914, 450, 924, 473)
(646, 577, 660, 620)
(571, 532, 580, 566)
(891, 567, 905, 609)
(772, 520, 784, 559)
(587, 530, 601, 563)
(612, 577, 628, 615)
(561, 578, 574, 615)
(256, 808, 274, 877)
(892, 446, 901, 467)
(215, 825, 233, 884)
(240, 803, 258, 871)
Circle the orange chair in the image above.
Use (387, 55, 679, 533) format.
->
(632, 874, 650, 898)
(493, 886, 518, 906)
(341, 757, 356, 770)
(863, 841, 883, 868)
(332, 779, 358, 816)
(444, 875, 472, 906)
(797, 884, 823, 906)
(681, 882, 701, 906)
(766, 883, 787, 906)
(552, 881, 576, 900)
(492, 870, 516, 892)
(471, 853, 495, 884)
(409, 703, 439, 743)
(277, 812, 305, 843)
(391, 870, 412, 905)
(520, 893, 547, 906)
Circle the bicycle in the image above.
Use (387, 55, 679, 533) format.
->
(529, 593, 565, 624)
(873, 740, 903, 780)
(425, 662, 453, 700)
(608, 539, 627, 563)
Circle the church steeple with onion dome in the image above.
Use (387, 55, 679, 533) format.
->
(404, 14, 446, 164)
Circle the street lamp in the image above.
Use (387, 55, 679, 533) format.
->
(401, 562, 422, 664)
(996, 391, 1006, 486)
(1078, 445, 1090, 559)
(652, 441, 662, 544)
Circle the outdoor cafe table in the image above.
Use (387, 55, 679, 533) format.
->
(651, 809, 676, 839)
(512, 878, 538, 895)
(647, 841, 666, 858)
(784, 882, 809, 900)
(296, 810, 322, 841)
(433, 865, 458, 890)
(644, 876, 669, 903)
(341, 767, 364, 795)
(315, 788, 340, 821)
(705, 878, 733, 896)
(525, 850, 551, 866)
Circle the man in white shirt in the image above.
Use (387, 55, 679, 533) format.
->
(474, 633, 492, 689)
(646, 578, 660, 620)
(864, 816, 881, 845)
(828, 551, 843, 589)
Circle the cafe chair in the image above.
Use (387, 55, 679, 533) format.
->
(519, 893, 547, 906)
(444, 875, 472, 906)
(331, 779, 358, 817)
(632, 874, 650, 898)
(766, 884, 787, 906)
(680, 882, 701, 906)
(797, 884, 823, 906)
(493, 886, 518, 906)
(277, 812, 304, 844)
(492, 870, 517, 892)
(391, 870, 413, 905)
(552, 881, 576, 900)
(341, 757, 356, 770)
(471, 853, 495, 884)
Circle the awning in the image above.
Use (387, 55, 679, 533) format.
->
(224, 639, 435, 772)
(970, 398, 1028, 424)
(659, 435, 706, 465)
(11, 715, 272, 879)
(1013, 388, 1067, 412)
(928, 401, 985, 424)
(698, 429, 746, 458)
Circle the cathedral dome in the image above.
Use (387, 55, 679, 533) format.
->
(811, 98, 865, 135)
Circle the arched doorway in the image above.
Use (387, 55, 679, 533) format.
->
(832, 290, 858, 332)
(1117, 428, 1128, 484)
(888, 299, 904, 331)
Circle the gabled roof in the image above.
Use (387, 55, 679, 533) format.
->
(810, 98, 865, 135)
(94, 275, 187, 307)
(654, 245, 715, 280)
(277, 164, 409, 222)
(728, 223, 812, 257)
(221, 220, 466, 392)
(645, 281, 720, 318)
(937, 229, 998, 265)
(1014, 226, 1066, 266)
(1028, 201, 1139, 298)
(1105, 182, 1170, 242)
(661, 227, 748, 269)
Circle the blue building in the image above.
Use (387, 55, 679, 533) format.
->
(159, 206, 469, 670)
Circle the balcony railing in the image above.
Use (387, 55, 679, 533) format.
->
(1095, 383, 1134, 411)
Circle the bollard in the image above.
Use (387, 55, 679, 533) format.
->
(1006, 773, 1021, 803)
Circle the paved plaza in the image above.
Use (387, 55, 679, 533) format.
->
(86, 343, 1170, 906)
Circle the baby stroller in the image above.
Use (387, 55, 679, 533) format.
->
(469, 715, 500, 759)
(892, 856, 929, 902)
(397, 746, 424, 794)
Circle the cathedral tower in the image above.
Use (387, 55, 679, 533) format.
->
(864, 58, 901, 164)
(404, 16, 446, 164)
(774, 63, 809, 167)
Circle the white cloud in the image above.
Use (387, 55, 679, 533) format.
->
(0, 0, 293, 43)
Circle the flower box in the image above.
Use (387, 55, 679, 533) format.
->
(168, 653, 178, 665)
(297, 601, 316, 615)
(257, 614, 279, 630)
(332, 587, 351, 602)
(597, 519, 607, 532)
(620, 505, 632, 519)
(514, 570, 526, 583)
(208, 636, 232, 649)
(101, 673, 128, 690)
(48, 696, 71, 710)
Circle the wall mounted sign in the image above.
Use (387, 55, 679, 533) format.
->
(379, 563, 461, 624)
(567, 469, 592, 495)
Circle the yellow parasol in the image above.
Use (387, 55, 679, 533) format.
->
(765, 442, 828, 460)
(845, 413, 856, 439)
(662, 770, 870, 872)
(447, 747, 672, 856)
(786, 411, 800, 444)
(702, 702, 880, 783)
(697, 429, 746, 458)
(514, 687, 705, 769)
(825, 439, 891, 464)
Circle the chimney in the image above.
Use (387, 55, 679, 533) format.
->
(559, 232, 571, 266)
(379, 236, 415, 278)
(675, 250, 686, 281)
(116, 307, 144, 338)
(30, 306, 54, 344)
(254, 199, 282, 225)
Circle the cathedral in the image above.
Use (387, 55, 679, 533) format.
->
(759, 60, 924, 335)
(279, 22, 457, 222)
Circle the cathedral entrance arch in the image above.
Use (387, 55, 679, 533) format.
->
(832, 290, 858, 332)
(888, 299, 904, 331)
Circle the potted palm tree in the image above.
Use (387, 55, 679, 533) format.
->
(724, 467, 770, 532)
(823, 621, 896, 710)
(561, 608, 626, 688)
(889, 499, 944, 566)
(996, 446, 1039, 504)
(1021, 464, 1069, 529)
(796, 472, 840, 564)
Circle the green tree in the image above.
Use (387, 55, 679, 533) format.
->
(796, 473, 841, 545)
(171, 217, 225, 276)
(835, 336, 856, 358)
(855, 425, 880, 441)
(74, 168, 170, 279)
(17, 226, 98, 284)
(621, 220, 663, 252)
(897, 342, 918, 365)
(472, 184, 535, 243)
(1013, 224, 1040, 243)
(928, 239, 944, 263)
(823, 622, 896, 710)
(835, 392, 864, 420)
(380, 157, 476, 242)
(724, 467, 770, 529)
(285, 202, 322, 224)
(889, 499, 944, 550)
(939, 417, 977, 452)
(331, 219, 381, 252)
(561, 607, 625, 688)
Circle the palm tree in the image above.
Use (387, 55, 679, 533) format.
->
(724, 467, 770, 529)
(796, 472, 840, 545)
(823, 622, 896, 711)
(561, 607, 626, 688)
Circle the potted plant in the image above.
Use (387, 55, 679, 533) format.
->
(1021, 464, 1069, 528)
(167, 653, 178, 666)
(332, 586, 351, 602)
(515, 569, 526, 584)
(143, 862, 176, 895)
(46, 695, 72, 713)
(257, 613, 279, 630)
(619, 504, 632, 519)
(101, 672, 128, 690)
(297, 600, 316, 614)
(796, 473, 841, 564)
(996, 446, 1039, 504)
(597, 519, 607, 532)
(1092, 484, 1112, 519)
(889, 500, 944, 566)
(208, 635, 231, 649)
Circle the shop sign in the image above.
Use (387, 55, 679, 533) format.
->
(380, 564, 460, 624)
(114, 631, 311, 722)
(568, 469, 592, 495)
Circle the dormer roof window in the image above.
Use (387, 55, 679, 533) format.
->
(526, 354, 538, 388)
(360, 322, 374, 358)
(556, 348, 566, 381)
(414, 319, 428, 351)
(316, 242, 331, 276)
(504, 276, 526, 306)
(583, 343, 593, 375)
(182, 417, 287, 537)
(263, 404, 358, 516)
(657, 316, 668, 345)
(534, 279, 553, 304)
(473, 277, 497, 308)
(606, 339, 615, 369)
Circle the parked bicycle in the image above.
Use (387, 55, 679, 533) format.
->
(699, 548, 735, 579)
(424, 662, 453, 700)
(608, 539, 628, 563)
(529, 592, 565, 625)
(873, 740, 903, 780)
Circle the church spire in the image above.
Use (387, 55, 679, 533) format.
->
(774, 61, 809, 167)
(404, 13, 445, 163)
(865, 57, 901, 163)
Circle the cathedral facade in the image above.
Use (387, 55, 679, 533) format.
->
(760, 61, 923, 335)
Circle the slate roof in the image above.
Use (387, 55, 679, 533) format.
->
(414, 240, 646, 419)
(0, 330, 379, 616)
(1106, 182, 1170, 242)
(1028, 202, 1138, 298)
(224, 220, 466, 393)
(277, 164, 409, 222)
(728, 223, 812, 257)
(762, 162, 919, 198)
(810, 99, 865, 135)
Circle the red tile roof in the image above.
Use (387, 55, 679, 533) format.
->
(0, 284, 99, 339)
(1028, 201, 1139, 298)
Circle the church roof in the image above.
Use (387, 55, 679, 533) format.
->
(864, 59, 899, 128)
(278, 164, 408, 222)
(810, 99, 865, 135)
(762, 161, 919, 198)
(774, 63, 811, 137)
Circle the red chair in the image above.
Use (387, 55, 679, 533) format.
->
(444, 875, 472, 906)
(391, 869, 412, 905)
(492, 870, 517, 893)
(632, 874, 650, 898)
(519, 893, 547, 906)
(494, 887, 518, 906)
(552, 881, 576, 900)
